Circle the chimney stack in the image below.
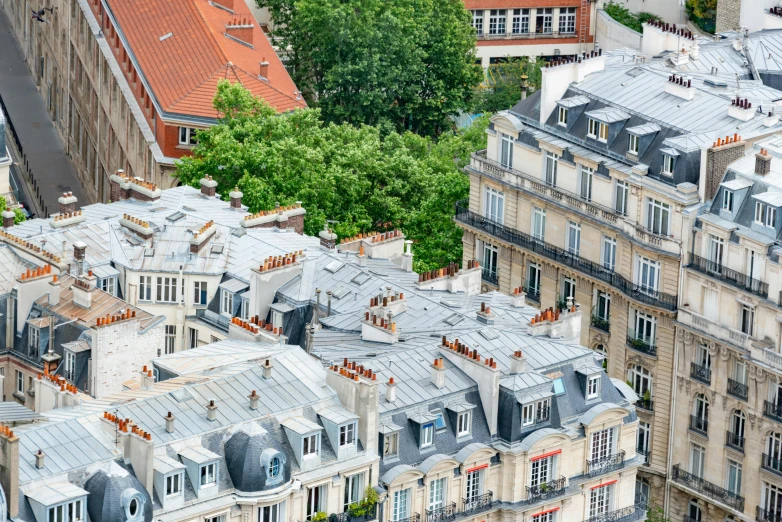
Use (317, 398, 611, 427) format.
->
(249, 390, 260, 410)
(73, 241, 87, 263)
(2, 208, 14, 229)
(48, 276, 60, 306)
(385, 377, 396, 402)
(200, 176, 217, 198)
(35, 449, 45, 469)
(510, 351, 526, 374)
(206, 400, 218, 421)
(229, 187, 243, 210)
(430, 358, 446, 389)
(141, 368, 154, 390)
(58, 192, 78, 215)
(259, 59, 269, 79)
(164, 412, 175, 433)
(262, 359, 273, 379)
(756, 148, 772, 175)
(319, 224, 338, 250)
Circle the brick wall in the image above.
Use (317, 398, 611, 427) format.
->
(705, 141, 745, 201)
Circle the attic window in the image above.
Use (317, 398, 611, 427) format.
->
(166, 211, 185, 222)
(324, 260, 344, 273)
(478, 328, 499, 340)
(662, 154, 675, 176)
(628, 134, 639, 155)
(332, 285, 351, 299)
(144, 248, 155, 257)
(351, 272, 370, 286)
(557, 106, 568, 126)
(159, 32, 173, 42)
(625, 67, 644, 77)
(444, 313, 464, 326)
(722, 190, 733, 212)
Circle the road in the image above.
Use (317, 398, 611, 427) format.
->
(0, 7, 89, 217)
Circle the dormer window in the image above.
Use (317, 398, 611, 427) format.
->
(99, 276, 116, 295)
(557, 107, 568, 126)
(384, 432, 399, 457)
(628, 134, 639, 155)
(29, 326, 40, 358)
(221, 289, 233, 315)
(65, 350, 76, 381)
(421, 423, 435, 447)
(723, 190, 734, 211)
(522, 398, 551, 427)
(756, 202, 777, 227)
(48, 499, 85, 522)
(303, 433, 319, 459)
(457, 411, 472, 437)
(500, 133, 514, 168)
(166, 473, 182, 496)
(200, 463, 217, 487)
(662, 154, 675, 175)
(588, 119, 608, 142)
(587, 375, 600, 399)
(340, 423, 356, 447)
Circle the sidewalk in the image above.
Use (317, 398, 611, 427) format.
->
(0, 7, 90, 217)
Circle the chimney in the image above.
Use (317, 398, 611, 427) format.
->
(206, 400, 218, 421)
(326, 291, 332, 317)
(225, 17, 254, 46)
(249, 390, 260, 410)
(520, 74, 528, 100)
(141, 368, 154, 390)
(72, 277, 95, 308)
(73, 241, 87, 263)
(58, 192, 78, 215)
(262, 359, 273, 379)
(48, 276, 60, 306)
(35, 449, 45, 469)
(476, 302, 495, 325)
(510, 351, 526, 374)
(229, 187, 243, 210)
(0, 426, 20, 518)
(430, 358, 446, 389)
(756, 148, 772, 175)
(259, 59, 269, 79)
(164, 412, 175, 433)
(319, 224, 338, 250)
(705, 135, 745, 201)
(385, 377, 396, 402)
(401, 240, 414, 272)
(2, 208, 14, 229)
(200, 176, 217, 197)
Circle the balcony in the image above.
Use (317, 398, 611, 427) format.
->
(765, 401, 782, 423)
(333, 505, 377, 522)
(391, 515, 420, 522)
(637, 448, 650, 466)
(194, 308, 230, 332)
(689, 415, 708, 436)
(524, 285, 540, 303)
(591, 308, 610, 333)
(762, 453, 782, 478)
(635, 398, 654, 412)
(455, 203, 678, 311)
(586, 451, 625, 478)
(725, 430, 744, 452)
(688, 253, 769, 299)
(626, 331, 657, 357)
(461, 492, 493, 515)
(727, 378, 748, 401)
(425, 504, 456, 522)
(690, 362, 711, 385)
(757, 507, 782, 522)
(671, 464, 745, 512)
(481, 268, 498, 286)
(524, 477, 567, 504)
(584, 493, 647, 522)
(677, 308, 751, 350)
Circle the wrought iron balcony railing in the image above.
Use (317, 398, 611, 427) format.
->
(690, 362, 711, 385)
(689, 415, 708, 436)
(524, 285, 541, 303)
(688, 253, 769, 298)
(481, 268, 498, 286)
(635, 398, 654, 412)
(727, 378, 748, 401)
(671, 464, 745, 512)
(461, 492, 493, 515)
(333, 504, 377, 522)
(591, 307, 610, 333)
(757, 506, 782, 522)
(391, 514, 420, 522)
(425, 503, 456, 522)
(584, 493, 647, 522)
(765, 401, 782, 423)
(455, 204, 677, 310)
(726, 430, 744, 452)
(524, 477, 567, 504)
(626, 330, 657, 357)
(763, 453, 782, 477)
(586, 451, 625, 477)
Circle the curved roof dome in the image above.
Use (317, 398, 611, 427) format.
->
(84, 462, 153, 522)
(224, 431, 291, 492)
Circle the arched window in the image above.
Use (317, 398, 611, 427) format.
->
(691, 394, 709, 434)
(727, 411, 745, 450)
(766, 431, 782, 473)
(688, 498, 702, 522)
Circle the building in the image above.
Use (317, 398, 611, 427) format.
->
(0, 0, 304, 204)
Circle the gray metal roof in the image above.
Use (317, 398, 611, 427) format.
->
(518, 428, 562, 451)
(577, 402, 624, 426)
(318, 405, 359, 425)
(0, 403, 44, 423)
(454, 442, 492, 463)
(380, 464, 417, 485)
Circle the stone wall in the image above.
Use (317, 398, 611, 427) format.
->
(596, 9, 642, 53)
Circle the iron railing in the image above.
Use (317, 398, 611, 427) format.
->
(765, 401, 782, 423)
(727, 378, 748, 401)
(689, 415, 708, 436)
(763, 453, 782, 477)
(455, 204, 677, 310)
(626, 330, 657, 356)
(671, 464, 744, 512)
(524, 477, 567, 503)
(524, 285, 541, 303)
(688, 253, 769, 298)
(481, 268, 498, 286)
(461, 492, 493, 515)
(635, 398, 654, 412)
(425, 503, 456, 522)
(690, 362, 711, 385)
(591, 306, 610, 333)
(195, 308, 231, 332)
(391, 514, 420, 522)
(637, 449, 650, 465)
(333, 504, 377, 522)
(757, 507, 782, 522)
(726, 430, 744, 452)
(586, 451, 625, 477)
(584, 493, 647, 522)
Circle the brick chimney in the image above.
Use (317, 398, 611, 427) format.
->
(0, 426, 20, 518)
(58, 192, 78, 215)
(2, 208, 14, 229)
(319, 224, 338, 250)
(430, 358, 446, 389)
(705, 135, 745, 201)
(259, 59, 269, 80)
(229, 187, 243, 210)
(225, 17, 254, 46)
(756, 148, 772, 175)
(200, 176, 217, 198)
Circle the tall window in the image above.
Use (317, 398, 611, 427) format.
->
(588, 119, 599, 138)
(100, 277, 115, 295)
(589, 484, 612, 518)
(628, 365, 652, 398)
(512, 8, 530, 33)
(532, 207, 546, 241)
(756, 203, 778, 227)
(628, 134, 639, 154)
(767, 432, 782, 472)
(344, 474, 363, 510)
(16, 370, 23, 394)
(545, 151, 558, 186)
(384, 432, 399, 458)
(165, 325, 176, 354)
(723, 190, 734, 211)
(393, 489, 411, 522)
(484, 187, 504, 224)
(259, 504, 280, 522)
(596, 291, 610, 322)
(559, 7, 576, 33)
(429, 478, 446, 511)
(695, 344, 711, 372)
(579, 165, 593, 201)
(732, 360, 748, 386)
(762, 482, 782, 519)
(139, 275, 152, 301)
(221, 290, 233, 315)
(633, 311, 656, 345)
(688, 499, 702, 522)
(590, 428, 614, 460)
(156, 276, 178, 303)
(530, 454, 555, 486)
(662, 154, 675, 175)
(637, 257, 660, 294)
(65, 351, 76, 381)
(29, 327, 39, 357)
(166, 473, 182, 496)
(637, 421, 650, 462)
(488, 9, 506, 34)
(535, 8, 553, 33)
(602, 237, 616, 271)
(646, 198, 671, 235)
(729, 410, 745, 446)
(457, 411, 471, 437)
(465, 468, 483, 502)
(340, 423, 356, 447)
(746, 249, 758, 280)
(587, 375, 600, 399)
(557, 106, 568, 126)
(200, 463, 217, 486)
(471, 10, 484, 35)
(739, 304, 754, 336)
(693, 394, 709, 433)
(690, 444, 705, 477)
(708, 235, 724, 270)
(188, 327, 198, 349)
(307, 485, 325, 520)
(527, 263, 541, 297)
(615, 180, 629, 215)
(421, 423, 435, 447)
(562, 277, 576, 302)
(47, 500, 84, 522)
(566, 221, 580, 255)
(483, 244, 498, 278)
(499, 132, 514, 168)
(193, 281, 207, 305)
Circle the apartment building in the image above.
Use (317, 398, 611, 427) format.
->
(0, 0, 304, 204)
(670, 136, 782, 522)
(466, 1, 596, 68)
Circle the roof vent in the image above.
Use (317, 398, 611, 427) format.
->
(262, 359, 273, 379)
(35, 449, 45, 469)
(164, 412, 175, 433)
(206, 400, 218, 421)
(249, 390, 260, 410)
(385, 377, 396, 402)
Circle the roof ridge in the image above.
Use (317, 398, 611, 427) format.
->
(229, 64, 300, 104)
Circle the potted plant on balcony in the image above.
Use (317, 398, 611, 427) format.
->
(642, 389, 651, 407)
(313, 513, 328, 522)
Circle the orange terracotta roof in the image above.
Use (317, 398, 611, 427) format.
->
(107, 0, 306, 118)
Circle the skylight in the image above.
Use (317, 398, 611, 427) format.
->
(444, 313, 464, 326)
(332, 285, 352, 300)
(351, 272, 371, 286)
(166, 211, 185, 222)
(324, 260, 344, 273)
(478, 328, 499, 340)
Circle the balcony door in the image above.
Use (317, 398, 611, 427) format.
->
(483, 244, 498, 279)
(636, 257, 660, 295)
(634, 311, 656, 346)
(707, 235, 724, 273)
(690, 444, 705, 478)
(484, 187, 504, 224)
(499, 133, 514, 168)
(392, 488, 411, 522)
(762, 482, 782, 519)
(696, 344, 711, 372)
(589, 484, 613, 518)
(530, 453, 555, 488)
(428, 478, 446, 512)
(636, 421, 650, 463)
(596, 292, 610, 322)
(465, 468, 484, 503)
(590, 428, 613, 461)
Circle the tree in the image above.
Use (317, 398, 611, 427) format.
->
(473, 58, 543, 114)
(176, 81, 488, 271)
(685, 0, 717, 33)
(0, 197, 26, 224)
(258, 0, 482, 136)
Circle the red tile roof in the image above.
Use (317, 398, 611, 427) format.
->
(107, 0, 306, 119)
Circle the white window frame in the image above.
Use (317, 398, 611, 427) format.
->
(587, 375, 600, 399)
(193, 281, 207, 305)
(512, 8, 529, 34)
(484, 187, 505, 224)
(690, 444, 705, 478)
(166, 472, 183, 497)
(567, 221, 581, 255)
(306, 485, 325, 520)
(545, 151, 558, 186)
(662, 154, 675, 175)
(178, 126, 198, 146)
(259, 503, 281, 522)
(756, 202, 765, 224)
(602, 236, 616, 271)
(637, 421, 650, 461)
(633, 311, 657, 346)
(740, 303, 754, 336)
(590, 427, 614, 461)
(579, 164, 593, 201)
(139, 275, 152, 301)
(65, 350, 76, 381)
(768, 206, 778, 228)
(557, 106, 567, 126)
(384, 431, 399, 458)
(646, 198, 671, 236)
(99, 277, 115, 295)
(303, 433, 319, 459)
(598, 122, 609, 142)
(429, 477, 447, 511)
(588, 119, 598, 138)
(344, 473, 363, 510)
(241, 299, 250, 321)
(165, 325, 176, 354)
(559, 6, 576, 33)
(392, 488, 411, 522)
(628, 133, 639, 154)
(637, 256, 660, 294)
(530, 454, 555, 487)
(532, 207, 546, 241)
(628, 364, 652, 398)
(47, 499, 84, 522)
(535, 7, 553, 33)
(156, 276, 178, 303)
(16, 370, 23, 394)
(457, 411, 471, 437)
(471, 10, 484, 35)
(589, 483, 613, 517)
(421, 423, 435, 447)
(615, 180, 629, 215)
(200, 462, 217, 487)
(522, 403, 535, 427)
(221, 289, 233, 316)
(723, 190, 733, 212)
(527, 263, 541, 295)
(499, 132, 514, 169)
(29, 326, 39, 356)
(488, 9, 506, 35)
(340, 423, 356, 447)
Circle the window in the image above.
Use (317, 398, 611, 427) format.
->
(384, 432, 399, 457)
(557, 106, 567, 126)
(200, 463, 217, 487)
(488, 9, 506, 34)
(708, 235, 724, 270)
(259, 503, 280, 522)
(47, 499, 84, 522)
(534, 398, 550, 423)
(615, 180, 629, 215)
(723, 190, 734, 211)
(567, 221, 580, 255)
(527, 263, 541, 296)
(762, 482, 782, 519)
(769, 206, 778, 227)
(139, 275, 152, 301)
(732, 360, 748, 386)
(499, 132, 514, 169)
(562, 277, 576, 302)
(307, 485, 325, 520)
(535, 8, 552, 33)
(767, 432, 782, 472)
(530, 454, 555, 487)
(421, 423, 434, 447)
(633, 311, 656, 347)
(178, 127, 198, 146)
(532, 207, 546, 241)
(637, 257, 660, 294)
(194, 281, 207, 305)
(545, 151, 558, 186)
(729, 410, 745, 448)
(156, 277, 178, 303)
(602, 237, 616, 271)
(587, 375, 600, 399)
(637, 421, 650, 462)
(512, 8, 529, 33)
(99, 277, 115, 295)
(646, 198, 670, 235)
(165, 325, 176, 354)
(532, 511, 555, 522)
(241, 299, 250, 321)
(166, 473, 182, 496)
(340, 423, 356, 447)
(433, 411, 446, 431)
(484, 187, 504, 224)
(663, 154, 675, 175)
(302, 433, 319, 459)
(635, 478, 650, 504)
(579, 165, 593, 201)
(589, 484, 612, 518)
(696, 344, 711, 371)
(559, 7, 576, 33)
(588, 119, 599, 138)
(63, 350, 77, 384)
(690, 444, 705, 478)
(522, 403, 535, 426)
(206, 515, 226, 522)
(465, 468, 483, 502)
(471, 10, 484, 35)
(29, 326, 39, 357)
(344, 473, 363, 510)
(457, 411, 471, 436)
(687, 499, 702, 522)
(16, 370, 23, 394)
(188, 327, 197, 349)
(221, 290, 233, 315)
(628, 365, 652, 401)
(268, 456, 281, 478)
(429, 477, 446, 511)
(628, 134, 639, 155)
(596, 291, 611, 323)
(590, 428, 614, 461)
(756, 202, 765, 224)
(740, 304, 754, 336)
(483, 244, 498, 278)
(693, 394, 709, 434)
(392, 488, 411, 521)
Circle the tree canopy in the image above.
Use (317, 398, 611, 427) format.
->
(258, 0, 482, 136)
(176, 81, 487, 271)
(473, 58, 543, 114)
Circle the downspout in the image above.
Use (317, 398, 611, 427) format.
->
(65, 0, 72, 155)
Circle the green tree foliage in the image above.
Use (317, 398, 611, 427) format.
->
(473, 58, 543, 114)
(685, 0, 717, 33)
(603, 2, 660, 33)
(645, 505, 672, 522)
(258, 0, 482, 136)
(0, 196, 26, 224)
(176, 81, 488, 272)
